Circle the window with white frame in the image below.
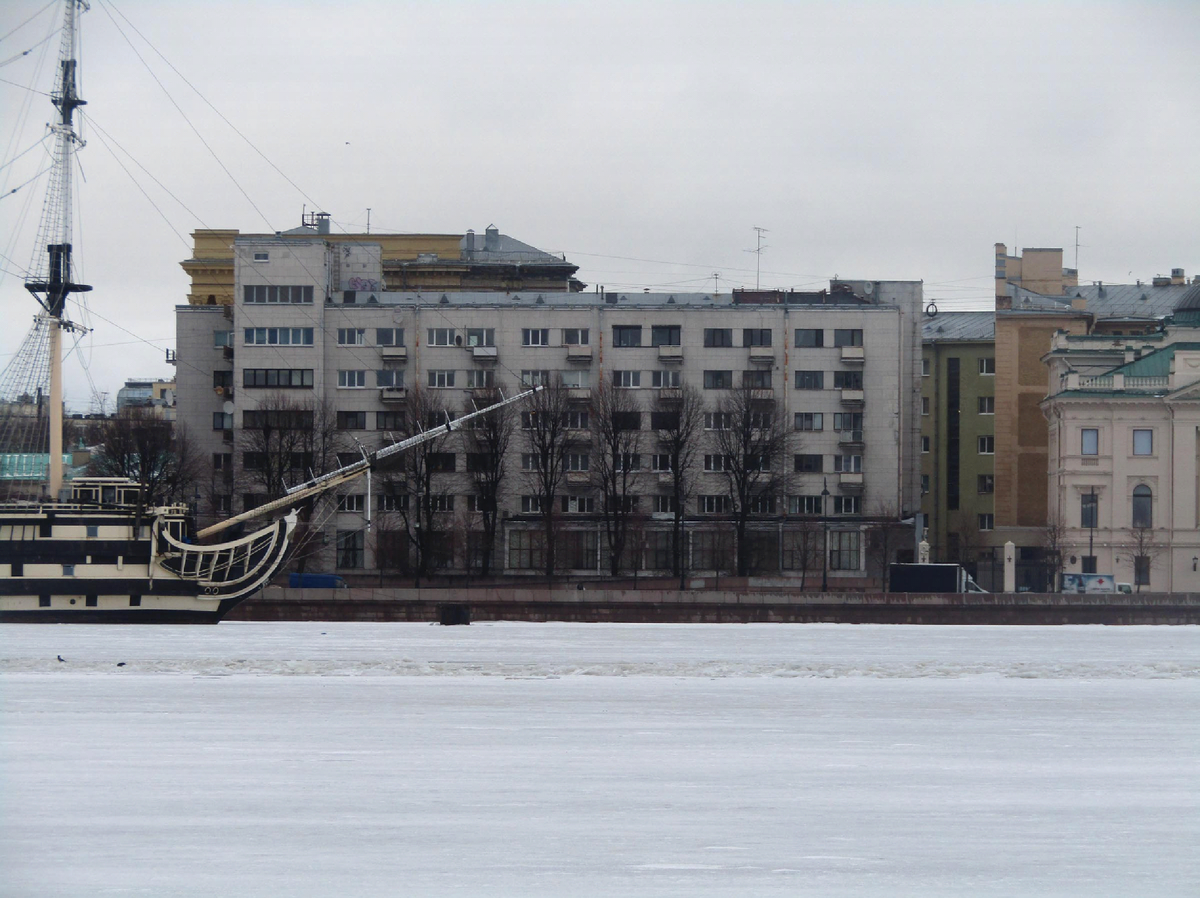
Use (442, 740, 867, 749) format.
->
(560, 370, 589, 389)
(522, 328, 550, 346)
(829, 530, 860, 568)
(978, 513, 994, 531)
(921, 358, 931, 377)
(705, 412, 732, 430)
(376, 367, 404, 388)
(245, 327, 313, 346)
(699, 495, 731, 514)
(521, 495, 543, 514)
(561, 495, 595, 514)
(337, 370, 367, 388)
(1081, 428, 1099, 456)
(704, 454, 732, 472)
(789, 495, 822, 515)
(562, 410, 589, 430)
(978, 435, 995, 454)
(562, 328, 589, 345)
(794, 412, 823, 431)
(428, 370, 456, 388)
(978, 357, 995, 375)
(1132, 429, 1153, 456)
(566, 453, 589, 472)
(465, 369, 494, 388)
(832, 496, 861, 515)
(651, 454, 672, 472)
(466, 328, 495, 347)
(522, 370, 552, 387)
(337, 494, 365, 513)
(337, 328, 365, 346)
(376, 327, 404, 346)
(922, 436, 931, 453)
(427, 328, 456, 346)
(651, 369, 681, 388)
(653, 495, 677, 513)
(921, 396, 931, 415)
(978, 396, 995, 414)
(833, 454, 862, 473)
(613, 370, 641, 388)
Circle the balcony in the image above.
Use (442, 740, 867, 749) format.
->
(222, 345, 233, 361)
(657, 345, 684, 363)
(380, 387, 408, 403)
(213, 385, 233, 399)
(837, 429, 864, 446)
(748, 346, 775, 364)
(566, 345, 593, 362)
(470, 387, 500, 404)
(221, 430, 233, 443)
(839, 346, 865, 364)
(749, 388, 775, 403)
(840, 389, 865, 406)
(567, 387, 591, 403)
(380, 345, 407, 361)
(566, 471, 590, 485)
(657, 387, 683, 402)
(838, 472, 864, 490)
(657, 471, 675, 484)
(471, 345, 498, 363)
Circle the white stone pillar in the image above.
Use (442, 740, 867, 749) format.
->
(1003, 540, 1016, 593)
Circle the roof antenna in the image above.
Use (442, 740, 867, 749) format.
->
(366, 208, 371, 235)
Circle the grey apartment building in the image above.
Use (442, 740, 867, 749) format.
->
(175, 234, 922, 583)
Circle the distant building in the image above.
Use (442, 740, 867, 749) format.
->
(175, 233, 924, 582)
(920, 312, 998, 587)
(1042, 286, 1200, 592)
(115, 377, 176, 419)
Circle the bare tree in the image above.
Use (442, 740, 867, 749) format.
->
(461, 383, 515, 577)
(865, 501, 906, 589)
(1126, 525, 1165, 593)
(521, 379, 574, 577)
(711, 383, 787, 576)
(87, 410, 203, 524)
(653, 383, 704, 586)
(1041, 510, 1067, 592)
(784, 520, 823, 590)
(591, 379, 643, 576)
(236, 393, 339, 503)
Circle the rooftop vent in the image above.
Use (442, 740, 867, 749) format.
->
(439, 295, 449, 305)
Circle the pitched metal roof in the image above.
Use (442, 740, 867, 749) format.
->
(921, 311, 994, 342)
(1009, 281, 1196, 321)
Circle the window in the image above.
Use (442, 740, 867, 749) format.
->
(922, 436, 931, 453)
(978, 357, 995, 375)
(243, 285, 314, 304)
(213, 370, 233, 391)
(522, 370, 553, 387)
(1132, 429, 1153, 456)
(1132, 485, 1153, 528)
(833, 371, 863, 390)
(559, 370, 589, 389)
(467, 328, 495, 347)
(611, 411, 641, 431)
(464, 369, 494, 388)
(613, 370, 641, 388)
(1082, 555, 1097, 574)
(253, 251, 269, 262)
(243, 409, 313, 429)
(743, 328, 771, 347)
(522, 328, 550, 346)
(832, 496, 861, 515)
(426, 453, 456, 473)
(562, 410, 589, 430)
(978, 436, 995, 454)
(829, 530, 860, 568)
(377, 411, 406, 430)
(245, 327, 314, 346)
(563, 328, 589, 345)
(427, 328, 456, 346)
(704, 454, 733, 472)
(789, 495, 822, 515)
(337, 495, 365, 513)
(651, 369, 681, 388)
(520, 495, 544, 514)
(424, 494, 454, 513)
(612, 325, 642, 347)
(653, 495, 677, 513)
(699, 495, 731, 514)
(379, 494, 409, 513)
(651, 454, 672, 472)
(562, 495, 595, 514)
(464, 494, 493, 513)
(1081, 428, 1099, 456)
(651, 325, 681, 346)
(978, 396, 995, 415)
(565, 453, 589, 472)
(212, 453, 232, 471)
(922, 397, 931, 416)
(428, 370, 456, 388)
(705, 412, 732, 431)
(794, 454, 822, 473)
(242, 369, 314, 388)
(978, 513, 994, 531)
(377, 327, 405, 346)
(794, 412, 823, 432)
(507, 530, 544, 569)
(1081, 491, 1098, 529)
(520, 453, 538, 471)
(242, 451, 267, 471)
(794, 370, 824, 390)
(214, 330, 234, 348)
(337, 328, 365, 346)
(833, 329, 863, 347)
(921, 358, 931, 377)
(921, 475, 930, 495)
(337, 411, 367, 430)
(336, 530, 364, 568)
(1135, 555, 1151, 587)
(376, 368, 405, 388)
(742, 370, 771, 389)
(834, 454, 862, 473)
(650, 412, 679, 431)
(464, 453, 493, 473)
(338, 370, 367, 388)
(978, 474, 994, 494)
(213, 495, 232, 514)
(749, 496, 776, 514)
(795, 328, 824, 348)
(703, 370, 732, 389)
(703, 328, 733, 348)
(616, 453, 641, 472)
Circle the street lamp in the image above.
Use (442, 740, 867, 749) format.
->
(1087, 486, 1097, 572)
(821, 477, 831, 592)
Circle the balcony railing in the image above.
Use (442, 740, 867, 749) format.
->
(657, 345, 684, 362)
(840, 389, 865, 405)
(837, 429, 864, 445)
(471, 346, 498, 362)
(380, 387, 408, 403)
(838, 471, 864, 489)
(748, 346, 775, 364)
(839, 346, 865, 364)
(380, 345, 407, 361)
(566, 345, 593, 362)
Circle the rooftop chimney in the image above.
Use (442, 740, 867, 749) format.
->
(484, 224, 500, 253)
(1172, 268, 1185, 285)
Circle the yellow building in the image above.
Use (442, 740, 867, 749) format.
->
(181, 216, 583, 306)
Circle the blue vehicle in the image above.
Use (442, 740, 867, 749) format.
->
(288, 573, 348, 589)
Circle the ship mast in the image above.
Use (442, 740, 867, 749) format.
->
(25, 0, 92, 498)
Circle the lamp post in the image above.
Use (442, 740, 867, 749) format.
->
(1087, 487, 1096, 571)
(821, 477, 830, 592)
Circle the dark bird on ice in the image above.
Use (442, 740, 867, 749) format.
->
(57, 655, 64, 662)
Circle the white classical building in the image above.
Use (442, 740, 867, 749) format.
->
(175, 234, 923, 581)
(1042, 286, 1200, 592)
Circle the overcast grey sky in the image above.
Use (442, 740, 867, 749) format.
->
(2, 0, 1198, 410)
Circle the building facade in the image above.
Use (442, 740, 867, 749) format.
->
(175, 234, 923, 582)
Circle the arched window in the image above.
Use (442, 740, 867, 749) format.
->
(1132, 485, 1153, 529)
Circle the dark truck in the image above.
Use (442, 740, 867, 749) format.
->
(887, 563, 987, 593)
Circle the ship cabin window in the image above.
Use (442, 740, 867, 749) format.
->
(11, 562, 22, 576)
(40, 521, 51, 537)
(102, 486, 117, 504)
(62, 564, 75, 576)
(129, 596, 141, 607)
(86, 525, 98, 538)
(85, 596, 98, 607)
(39, 596, 50, 607)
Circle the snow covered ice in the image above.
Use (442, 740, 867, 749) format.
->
(2, 622, 1198, 897)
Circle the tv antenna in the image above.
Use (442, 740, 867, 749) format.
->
(746, 226, 769, 290)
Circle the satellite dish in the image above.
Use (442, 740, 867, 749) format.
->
(223, 401, 235, 415)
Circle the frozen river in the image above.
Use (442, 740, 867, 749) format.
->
(2, 622, 1198, 897)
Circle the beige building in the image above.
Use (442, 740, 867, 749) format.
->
(1042, 287, 1200, 592)
(175, 233, 924, 582)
